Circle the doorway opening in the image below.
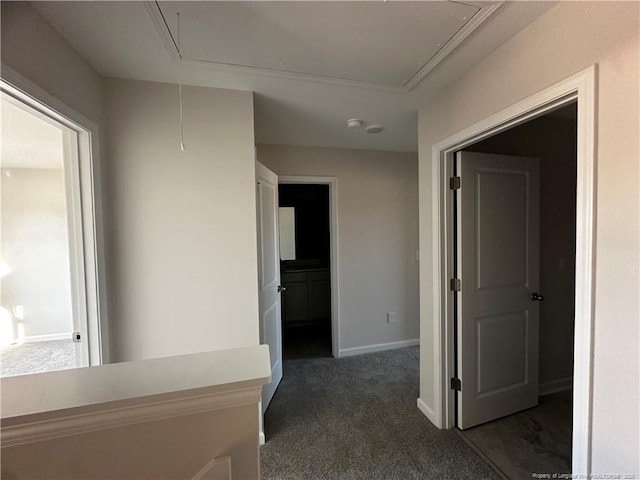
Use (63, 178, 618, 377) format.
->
(453, 102, 577, 476)
(278, 183, 332, 359)
(0, 78, 106, 376)
(426, 66, 595, 475)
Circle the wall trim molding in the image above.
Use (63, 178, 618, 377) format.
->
(1, 387, 262, 448)
(426, 65, 596, 476)
(417, 398, 439, 426)
(540, 377, 573, 396)
(21, 333, 72, 343)
(339, 339, 419, 358)
(403, 3, 502, 91)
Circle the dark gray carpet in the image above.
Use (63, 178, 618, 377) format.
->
(0, 339, 75, 377)
(457, 390, 572, 479)
(261, 347, 499, 480)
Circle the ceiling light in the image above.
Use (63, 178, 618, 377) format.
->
(346, 118, 363, 129)
(366, 125, 384, 134)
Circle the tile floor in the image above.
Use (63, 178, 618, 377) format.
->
(457, 391, 572, 479)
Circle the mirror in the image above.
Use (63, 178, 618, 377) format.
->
(278, 207, 296, 261)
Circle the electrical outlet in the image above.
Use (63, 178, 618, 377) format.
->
(387, 312, 397, 324)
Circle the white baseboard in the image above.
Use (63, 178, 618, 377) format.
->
(338, 339, 419, 358)
(22, 332, 72, 343)
(258, 431, 265, 446)
(539, 377, 573, 396)
(417, 397, 441, 428)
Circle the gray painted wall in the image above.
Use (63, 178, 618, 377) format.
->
(105, 78, 259, 362)
(258, 144, 419, 353)
(0, 2, 104, 127)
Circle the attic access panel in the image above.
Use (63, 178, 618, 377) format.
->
(157, 1, 488, 90)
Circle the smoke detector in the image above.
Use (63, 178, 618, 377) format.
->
(346, 118, 364, 129)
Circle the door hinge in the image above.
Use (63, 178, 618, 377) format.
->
(72, 332, 81, 343)
(450, 278, 461, 292)
(451, 377, 462, 391)
(449, 176, 461, 190)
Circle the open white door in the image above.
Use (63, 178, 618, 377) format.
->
(256, 161, 283, 413)
(456, 151, 541, 429)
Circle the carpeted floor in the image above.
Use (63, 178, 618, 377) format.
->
(260, 347, 499, 480)
(0, 339, 76, 377)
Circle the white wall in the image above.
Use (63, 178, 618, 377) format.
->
(466, 115, 577, 387)
(0, 2, 104, 127)
(417, 1, 639, 474)
(258, 144, 419, 353)
(105, 78, 259, 362)
(1, 168, 73, 339)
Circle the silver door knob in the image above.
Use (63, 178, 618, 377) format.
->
(277, 285, 286, 293)
(531, 292, 544, 301)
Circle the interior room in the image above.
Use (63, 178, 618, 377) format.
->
(0, 94, 78, 377)
(0, 2, 638, 479)
(454, 102, 577, 477)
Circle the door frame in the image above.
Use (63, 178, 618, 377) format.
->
(428, 66, 595, 474)
(1, 64, 110, 365)
(278, 176, 340, 358)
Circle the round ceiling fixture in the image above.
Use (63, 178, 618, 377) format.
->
(366, 125, 384, 134)
(346, 118, 364, 129)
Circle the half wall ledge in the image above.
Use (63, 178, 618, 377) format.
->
(1, 344, 271, 480)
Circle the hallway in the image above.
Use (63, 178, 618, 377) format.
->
(261, 347, 498, 480)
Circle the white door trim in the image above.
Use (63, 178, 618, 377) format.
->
(1, 64, 110, 365)
(278, 176, 340, 358)
(428, 65, 596, 475)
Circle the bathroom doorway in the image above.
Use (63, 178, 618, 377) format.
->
(278, 183, 332, 359)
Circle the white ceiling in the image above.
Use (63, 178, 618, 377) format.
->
(33, 1, 556, 153)
(158, 1, 481, 89)
(1, 94, 64, 170)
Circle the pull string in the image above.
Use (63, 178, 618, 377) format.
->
(177, 12, 186, 151)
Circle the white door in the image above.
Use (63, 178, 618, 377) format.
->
(456, 151, 541, 429)
(256, 161, 283, 412)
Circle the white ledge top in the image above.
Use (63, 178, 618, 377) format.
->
(1, 345, 271, 423)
